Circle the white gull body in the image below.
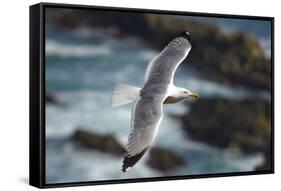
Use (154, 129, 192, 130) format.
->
(111, 32, 199, 172)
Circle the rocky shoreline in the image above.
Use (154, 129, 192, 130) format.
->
(178, 98, 271, 170)
(47, 9, 271, 91)
(46, 93, 60, 105)
(72, 128, 125, 156)
(71, 128, 186, 172)
(46, 10, 272, 172)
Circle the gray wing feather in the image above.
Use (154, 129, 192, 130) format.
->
(126, 97, 164, 157)
(122, 36, 191, 171)
(144, 37, 191, 85)
(122, 96, 164, 171)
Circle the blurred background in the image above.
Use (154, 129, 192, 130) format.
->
(45, 7, 272, 184)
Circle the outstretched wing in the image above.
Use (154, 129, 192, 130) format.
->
(144, 35, 191, 85)
(122, 96, 164, 172)
(122, 33, 191, 172)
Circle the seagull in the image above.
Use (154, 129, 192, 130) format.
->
(111, 31, 199, 172)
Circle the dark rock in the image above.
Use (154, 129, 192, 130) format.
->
(46, 10, 271, 91)
(72, 129, 186, 171)
(255, 145, 272, 171)
(46, 93, 60, 105)
(255, 157, 272, 171)
(72, 129, 125, 156)
(180, 98, 271, 154)
(146, 147, 185, 172)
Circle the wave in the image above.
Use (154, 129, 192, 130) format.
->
(45, 28, 268, 183)
(46, 87, 265, 183)
(176, 73, 250, 100)
(71, 27, 119, 39)
(46, 40, 111, 57)
(46, 137, 161, 183)
(258, 37, 271, 59)
(138, 50, 158, 61)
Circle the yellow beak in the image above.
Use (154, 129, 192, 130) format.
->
(189, 92, 199, 99)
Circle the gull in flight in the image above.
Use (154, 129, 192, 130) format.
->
(111, 32, 199, 172)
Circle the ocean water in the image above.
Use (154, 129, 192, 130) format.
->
(45, 24, 269, 184)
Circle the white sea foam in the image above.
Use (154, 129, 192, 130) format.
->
(176, 74, 251, 100)
(71, 27, 119, 39)
(138, 50, 158, 61)
(45, 27, 268, 183)
(258, 37, 271, 59)
(46, 40, 111, 57)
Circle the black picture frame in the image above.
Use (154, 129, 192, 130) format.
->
(29, 2, 274, 188)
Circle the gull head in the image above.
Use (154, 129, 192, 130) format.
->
(181, 88, 199, 99)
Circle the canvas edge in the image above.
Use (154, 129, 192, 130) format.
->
(29, 2, 274, 189)
(29, 3, 45, 188)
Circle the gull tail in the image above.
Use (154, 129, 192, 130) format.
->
(112, 83, 140, 107)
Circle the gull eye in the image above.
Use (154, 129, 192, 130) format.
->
(184, 91, 188, 93)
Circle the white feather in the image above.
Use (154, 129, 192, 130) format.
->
(111, 83, 140, 107)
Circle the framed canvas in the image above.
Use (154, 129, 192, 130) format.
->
(29, 2, 274, 188)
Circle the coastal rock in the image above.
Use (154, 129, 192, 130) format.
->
(47, 10, 271, 91)
(142, 16, 271, 91)
(146, 147, 185, 172)
(71, 129, 186, 172)
(255, 157, 272, 171)
(46, 93, 60, 105)
(72, 129, 125, 156)
(255, 146, 272, 171)
(180, 98, 271, 154)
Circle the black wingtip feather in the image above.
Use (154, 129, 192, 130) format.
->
(178, 31, 191, 41)
(122, 149, 148, 173)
